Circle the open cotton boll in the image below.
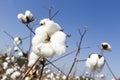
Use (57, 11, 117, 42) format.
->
(28, 52, 39, 67)
(35, 25, 47, 35)
(6, 68, 15, 75)
(101, 42, 111, 51)
(18, 52, 24, 57)
(17, 13, 24, 20)
(35, 43, 55, 57)
(25, 10, 33, 22)
(50, 31, 66, 55)
(32, 45, 41, 55)
(40, 18, 61, 36)
(86, 54, 105, 72)
(51, 31, 66, 44)
(13, 37, 22, 46)
(1, 75, 7, 80)
(11, 71, 21, 79)
(32, 32, 48, 46)
(17, 13, 27, 23)
(50, 43, 66, 55)
(2, 62, 8, 69)
(14, 46, 19, 52)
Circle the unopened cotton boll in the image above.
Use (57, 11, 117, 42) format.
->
(35, 43, 55, 57)
(39, 18, 61, 36)
(28, 52, 39, 67)
(50, 31, 66, 55)
(13, 37, 22, 46)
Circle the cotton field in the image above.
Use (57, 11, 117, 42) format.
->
(0, 10, 119, 80)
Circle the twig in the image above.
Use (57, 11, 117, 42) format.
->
(76, 59, 86, 62)
(48, 6, 52, 19)
(46, 47, 89, 65)
(3, 31, 14, 39)
(25, 24, 35, 35)
(45, 49, 77, 65)
(39, 58, 46, 80)
(20, 56, 41, 80)
(50, 9, 60, 20)
(66, 28, 87, 80)
(101, 50, 117, 80)
(46, 59, 66, 75)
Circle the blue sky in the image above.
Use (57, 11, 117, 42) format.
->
(0, 0, 120, 79)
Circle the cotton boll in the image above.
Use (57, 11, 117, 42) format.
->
(50, 31, 66, 55)
(50, 43, 66, 55)
(32, 45, 41, 55)
(13, 37, 22, 46)
(17, 13, 27, 23)
(35, 25, 47, 35)
(2, 62, 8, 69)
(6, 68, 14, 75)
(51, 31, 66, 44)
(25, 10, 33, 22)
(86, 54, 105, 72)
(25, 76, 30, 80)
(28, 52, 39, 67)
(32, 31, 48, 46)
(40, 18, 61, 36)
(17, 13, 24, 20)
(1, 75, 7, 80)
(36, 43, 55, 57)
(101, 42, 111, 51)
(11, 71, 21, 79)
(14, 46, 19, 52)
(96, 55, 105, 72)
(18, 52, 23, 57)
(87, 54, 99, 66)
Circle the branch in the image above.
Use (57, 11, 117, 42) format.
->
(20, 56, 41, 80)
(66, 28, 87, 80)
(101, 50, 117, 80)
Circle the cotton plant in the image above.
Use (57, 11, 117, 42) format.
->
(32, 18, 67, 57)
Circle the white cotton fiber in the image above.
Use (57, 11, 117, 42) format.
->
(32, 32, 48, 46)
(28, 52, 39, 67)
(50, 31, 66, 55)
(36, 43, 55, 57)
(40, 18, 61, 36)
(25, 10, 33, 21)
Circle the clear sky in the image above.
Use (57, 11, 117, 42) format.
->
(0, 0, 120, 79)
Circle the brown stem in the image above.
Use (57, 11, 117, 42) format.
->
(20, 56, 41, 80)
(101, 50, 117, 80)
(66, 28, 87, 80)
